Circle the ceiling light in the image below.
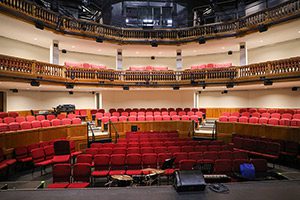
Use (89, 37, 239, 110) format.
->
(97, 49, 102, 51)
(96, 36, 104, 43)
(258, 24, 268, 32)
(263, 79, 273, 86)
(158, 52, 162, 55)
(198, 37, 206, 44)
(221, 47, 225, 50)
(259, 39, 263, 43)
(136, 51, 139, 54)
(71, 46, 75, 48)
(34, 38, 38, 41)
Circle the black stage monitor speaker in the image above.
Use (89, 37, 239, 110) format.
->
(174, 170, 206, 192)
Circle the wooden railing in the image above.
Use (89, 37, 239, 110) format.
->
(1, 0, 300, 43)
(0, 54, 299, 87)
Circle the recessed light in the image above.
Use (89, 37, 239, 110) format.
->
(221, 47, 225, 50)
(34, 38, 38, 41)
(298, 30, 300, 33)
(259, 39, 263, 43)
(97, 49, 102, 51)
(72, 45, 75, 48)
(193, 50, 197, 52)
(136, 51, 139, 54)
(158, 52, 162, 54)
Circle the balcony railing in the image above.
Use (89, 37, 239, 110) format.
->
(0, 54, 299, 87)
(0, 0, 300, 43)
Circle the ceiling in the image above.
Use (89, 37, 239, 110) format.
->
(0, 14, 300, 58)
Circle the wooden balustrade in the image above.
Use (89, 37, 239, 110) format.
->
(1, 0, 300, 43)
(0, 54, 299, 87)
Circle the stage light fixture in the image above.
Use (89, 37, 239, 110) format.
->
(10, 89, 18, 93)
(221, 90, 228, 94)
(66, 83, 74, 89)
(173, 86, 180, 90)
(69, 91, 73, 95)
(263, 79, 273, 86)
(62, 49, 67, 54)
(123, 86, 129, 90)
(30, 80, 40, 87)
(151, 40, 158, 47)
(96, 36, 104, 43)
(228, 51, 233, 55)
(258, 24, 268, 33)
(198, 37, 206, 44)
(292, 87, 298, 91)
(35, 21, 44, 30)
(226, 82, 235, 88)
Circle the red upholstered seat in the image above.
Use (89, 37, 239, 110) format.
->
(62, 118, 72, 125)
(8, 122, 20, 131)
(72, 118, 82, 124)
(36, 115, 45, 121)
(67, 182, 90, 188)
(219, 116, 228, 122)
(47, 114, 56, 121)
(4, 117, 15, 124)
(51, 119, 61, 126)
(15, 116, 26, 123)
(31, 120, 42, 128)
(214, 159, 232, 174)
(52, 155, 71, 163)
(47, 183, 70, 188)
(179, 159, 197, 170)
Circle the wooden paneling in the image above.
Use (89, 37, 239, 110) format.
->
(109, 121, 193, 139)
(206, 108, 240, 118)
(216, 122, 300, 143)
(0, 124, 88, 153)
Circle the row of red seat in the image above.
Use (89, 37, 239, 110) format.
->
(0, 113, 81, 123)
(0, 118, 82, 133)
(219, 113, 300, 127)
(85, 145, 232, 156)
(0, 112, 19, 119)
(239, 108, 300, 114)
(0, 148, 17, 176)
(232, 136, 280, 161)
(48, 157, 267, 188)
(125, 131, 179, 139)
(92, 108, 207, 114)
(190, 63, 232, 70)
(64, 62, 107, 70)
(97, 111, 204, 118)
(231, 134, 300, 158)
(128, 66, 169, 71)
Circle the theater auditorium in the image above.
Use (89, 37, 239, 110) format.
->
(0, 0, 300, 199)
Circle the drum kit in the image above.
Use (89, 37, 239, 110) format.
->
(107, 169, 165, 187)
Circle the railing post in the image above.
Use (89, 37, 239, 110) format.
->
(32, 60, 36, 75)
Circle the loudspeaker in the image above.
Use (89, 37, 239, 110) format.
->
(174, 170, 206, 192)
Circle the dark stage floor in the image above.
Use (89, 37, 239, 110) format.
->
(1, 180, 300, 200)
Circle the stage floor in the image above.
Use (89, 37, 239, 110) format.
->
(1, 180, 300, 200)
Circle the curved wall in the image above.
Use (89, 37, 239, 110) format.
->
(1, 36, 300, 70)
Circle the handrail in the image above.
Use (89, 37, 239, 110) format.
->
(0, 0, 300, 43)
(0, 54, 300, 87)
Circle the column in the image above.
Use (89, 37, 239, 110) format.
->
(194, 92, 199, 108)
(176, 49, 183, 70)
(50, 40, 59, 64)
(116, 49, 123, 70)
(239, 42, 248, 66)
(95, 92, 102, 109)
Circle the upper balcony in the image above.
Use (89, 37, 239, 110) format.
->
(0, 0, 300, 44)
(0, 54, 299, 89)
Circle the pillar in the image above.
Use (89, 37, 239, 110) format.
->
(176, 49, 183, 70)
(116, 49, 123, 70)
(240, 42, 248, 66)
(50, 40, 59, 64)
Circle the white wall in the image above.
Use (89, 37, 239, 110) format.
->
(123, 57, 177, 70)
(0, 36, 49, 62)
(101, 90, 194, 110)
(199, 88, 300, 108)
(1, 36, 299, 70)
(248, 39, 300, 64)
(183, 51, 240, 68)
(6, 90, 95, 111)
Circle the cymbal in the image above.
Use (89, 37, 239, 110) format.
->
(142, 168, 165, 175)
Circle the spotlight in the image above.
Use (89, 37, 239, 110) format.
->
(123, 86, 129, 90)
(150, 40, 158, 47)
(221, 90, 228, 94)
(62, 49, 67, 54)
(191, 80, 197, 85)
(173, 86, 180, 90)
(92, 91, 95, 94)
(10, 89, 18, 93)
(198, 37, 206, 44)
(151, 56, 155, 60)
(263, 79, 273, 86)
(258, 24, 268, 33)
(34, 21, 44, 30)
(96, 36, 104, 43)
(69, 91, 74, 95)
(30, 80, 40, 87)
(226, 82, 235, 88)
(228, 51, 233, 55)
(66, 83, 74, 89)
(199, 81, 206, 89)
